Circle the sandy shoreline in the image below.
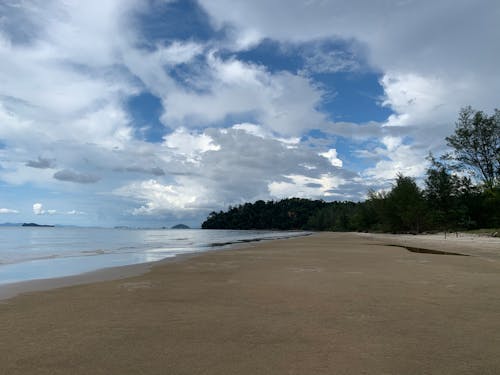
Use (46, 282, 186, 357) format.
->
(1, 232, 500, 374)
(0, 235, 304, 301)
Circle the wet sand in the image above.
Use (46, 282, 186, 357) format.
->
(1, 232, 500, 374)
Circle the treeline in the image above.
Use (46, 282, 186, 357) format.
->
(201, 178, 499, 232)
(202, 107, 499, 233)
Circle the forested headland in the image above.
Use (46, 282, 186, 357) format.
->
(202, 107, 500, 233)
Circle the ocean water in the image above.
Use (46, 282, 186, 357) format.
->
(0, 227, 308, 285)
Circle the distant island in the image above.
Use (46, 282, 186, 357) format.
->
(22, 223, 55, 228)
(171, 224, 190, 229)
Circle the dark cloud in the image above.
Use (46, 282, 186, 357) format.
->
(53, 169, 100, 184)
(26, 156, 56, 169)
(114, 166, 165, 176)
(149, 167, 165, 176)
(305, 183, 322, 188)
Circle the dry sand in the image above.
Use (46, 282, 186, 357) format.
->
(1, 232, 500, 374)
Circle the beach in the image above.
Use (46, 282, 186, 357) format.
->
(1, 232, 500, 374)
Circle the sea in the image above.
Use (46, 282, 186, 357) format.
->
(0, 227, 309, 285)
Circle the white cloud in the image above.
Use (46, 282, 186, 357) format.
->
(2, 0, 495, 224)
(33, 202, 56, 215)
(199, 0, 499, 75)
(112, 127, 366, 215)
(380, 72, 456, 134)
(301, 48, 361, 75)
(66, 210, 86, 215)
(268, 173, 345, 199)
(0, 1, 346, 221)
(319, 149, 343, 168)
(361, 136, 428, 182)
(161, 55, 328, 136)
(32, 203, 43, 215)
(163, 128, 221, 164)
(154, 41, 204, 66)
(0, 1, 140, 172)
(0, 208, 19, 214)
(32, 203, 85, 216)
(199, 0, 500, 146)
(232, 123, 300, 147)
(114, 179, 209, 215)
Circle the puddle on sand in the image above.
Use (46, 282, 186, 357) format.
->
(387, 245, 469, 257)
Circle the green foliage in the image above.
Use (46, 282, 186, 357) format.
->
(202, 179, 498, 232)
(424, 155, 463, 229)
(481, 186, 500, 227)
(202, 198, 326, 230)
(445, 106, 500, 188)
(385, 174, 426, 233)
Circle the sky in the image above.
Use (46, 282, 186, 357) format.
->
(0, 0, 498, 227)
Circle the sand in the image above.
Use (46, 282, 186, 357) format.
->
(1, 232, 500, 374)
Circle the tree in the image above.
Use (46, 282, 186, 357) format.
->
(446, 106, 500, 188)
(365, 189, 390, 232)
(385, 174, 426, 233)
(424, 154, 462, 229)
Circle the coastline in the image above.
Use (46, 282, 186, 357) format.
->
(2, 230, 498, 301)
(0, 232, 310, 301)
(2, 232, 500, 374)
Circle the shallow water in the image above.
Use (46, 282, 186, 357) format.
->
(0, 227, 308, 285)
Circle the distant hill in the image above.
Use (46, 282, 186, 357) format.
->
(22, 223, 55, 228)
(0, 222, 22, 227)
(171, 224, 190, 229)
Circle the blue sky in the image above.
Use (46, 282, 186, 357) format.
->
(0, 0, 498, 227)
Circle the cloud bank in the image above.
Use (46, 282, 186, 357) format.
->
(0, 0, 497, 225)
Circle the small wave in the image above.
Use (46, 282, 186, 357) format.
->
(81, 249, 108, 255)
(0, 253, 60, 265)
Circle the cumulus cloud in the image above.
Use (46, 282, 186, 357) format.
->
(155, 41, 204, 65)
(198, 0, 500, 146)
(1, 0, 496, 224)
(161, 55, 328, 136)
(361, 136, 428, 182)
(269, 173, 346, 199)
(113, 127, 367, 215)
(33, 203, 56, 215)
(32, 203, 85, 216)
(163, 128, 221, 163)
(53, 169, 100, 184)
(319, 149, 343, 168)
(32, 203, 43, 215)
(0, 1, 346, 220)
(199, 0, 499, 75)
(114, 179, 209, 215)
